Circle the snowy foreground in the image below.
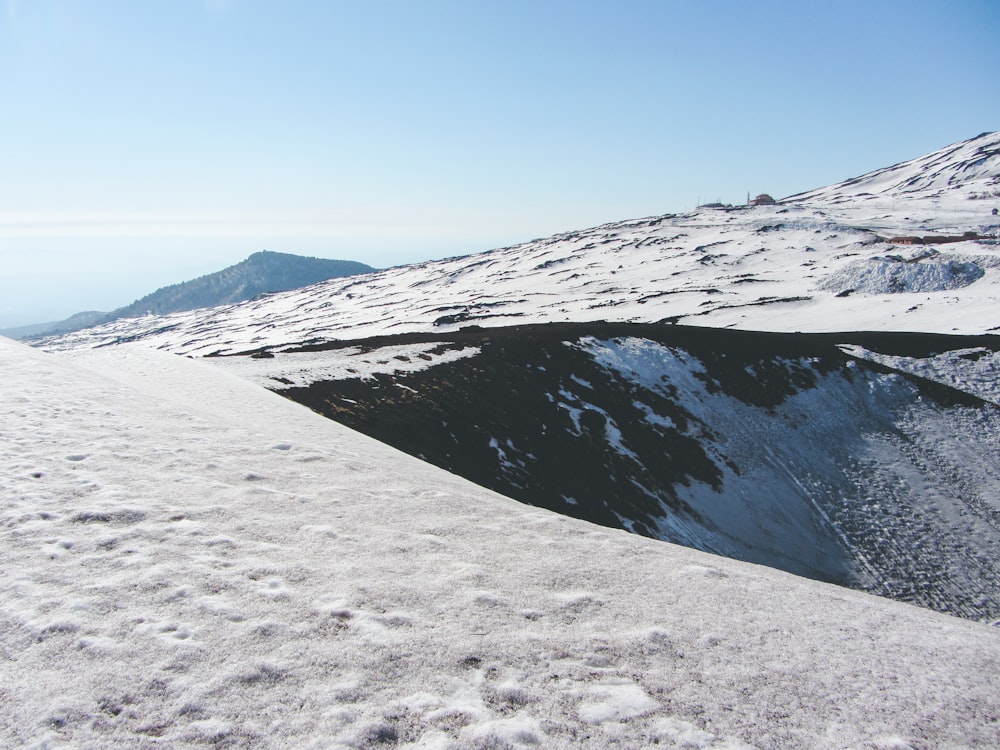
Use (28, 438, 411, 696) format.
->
(2, 337, 998, 749)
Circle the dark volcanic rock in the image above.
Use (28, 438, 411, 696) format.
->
(271, 323, 1000, 622)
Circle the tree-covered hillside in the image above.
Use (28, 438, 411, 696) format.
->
(109, 251, 373, 320)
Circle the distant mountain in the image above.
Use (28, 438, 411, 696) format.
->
(4, 251, 374, 341)
(0, 311, 107, 341)
(108, 250, 374, 321)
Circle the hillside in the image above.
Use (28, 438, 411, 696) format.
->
(107, 250, 374, 321)
(39, 132, 1000, 355)
(0, 310, 107, 341)
(2, 251, 375, 342)
(784, 130, 1000, 207)
(2, 337, 998, 749)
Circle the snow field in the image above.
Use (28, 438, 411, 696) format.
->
(213, 343, 482, 390)
(38, 203, 1000, 359)
(2, 338, 999, 748)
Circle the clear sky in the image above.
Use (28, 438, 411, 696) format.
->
(2, 0, 998, 328)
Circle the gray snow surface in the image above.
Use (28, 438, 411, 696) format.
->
(2, 338, 999, 749)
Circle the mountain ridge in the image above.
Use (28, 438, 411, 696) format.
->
(0, 310, 108, 341)
(39, 132, 1000, 354)
(784, 131, 1000, 206)
(4, 250, 374, 341)
(105, 249, 375, 321)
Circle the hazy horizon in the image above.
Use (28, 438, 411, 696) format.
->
(2, 0, 999, 328)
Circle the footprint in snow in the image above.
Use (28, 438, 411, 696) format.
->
(577, 679, 658, 724)
(582, 652, 616, 669)
(472, 591, 509, 608)
(683, 564, 729, 579)
(258, 578, 291, 599)
(144, 621, 196, 643)
(555, 591, 604, 613)
(66, 454, 89, 462)
(71, 509, 147, 525)
(651, 717, 719, 748)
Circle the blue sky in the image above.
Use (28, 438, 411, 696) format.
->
(2, 0, 998, 327)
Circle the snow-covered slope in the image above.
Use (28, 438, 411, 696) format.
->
(786, 131, 1000, 208)
(39, 133, 1000, 355)
(782, 131, 1000, 244)
(2, 337, 999, 749)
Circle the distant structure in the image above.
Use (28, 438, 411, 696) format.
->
(749, 193, 776, 206)
(887, 231, 980, 245)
